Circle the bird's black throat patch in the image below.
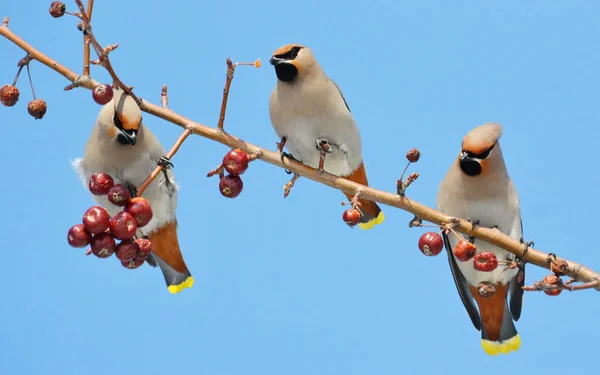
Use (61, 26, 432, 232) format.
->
(275, 63, 298, 82)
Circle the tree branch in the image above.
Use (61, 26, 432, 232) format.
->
(1, 17, 599, 291)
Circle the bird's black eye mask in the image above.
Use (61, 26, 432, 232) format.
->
(462, 143, 495, 160)
(273, 46, 303, 61)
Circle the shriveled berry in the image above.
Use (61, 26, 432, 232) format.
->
(406, 148, 421, 163)
(109, 211, 137, 240)
(550, 259, 569, 276)
(342, 209, 361, 227)
(125, 197, 153, 227)
(82, 206, 111, 235)
(27, 99, 47, 119)
(90, 232, 116, 258)
(115, 239, 138, 262)
(121, 257, 145, 269)
(473, 251, 499, 272)
(0, 85, 20, 107)
(89, 172, 114, 195)
(542, 274, 563, 296)
(223, 149, 250, 175)
(49, 1, 66, 18)
(92, 84, 114, 105)
(418, 231, 443, 256)
(67, 224, 92, 248)
(107, 184, 131, 207)
(453, 239, 477, 262)
(134, 238, 153, 260)
(477, 281, 497, 298)
(219, 174, 243, 198)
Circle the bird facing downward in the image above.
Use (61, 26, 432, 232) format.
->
(436, 122, 526, 355)
(268, 43, 384, 230)
(72, 87, 194, 294)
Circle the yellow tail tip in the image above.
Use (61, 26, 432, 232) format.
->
(481, 335, 521, 356)
(167, 275, 195, 294)
(358, 211, 385, 230)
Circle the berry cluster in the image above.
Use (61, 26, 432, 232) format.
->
(209, 148, 258, 198)
(67, 172, 154, 269)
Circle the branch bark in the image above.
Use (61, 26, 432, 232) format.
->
(1, 20, 598, 290)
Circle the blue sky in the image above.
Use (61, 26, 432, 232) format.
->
(1, 0, 599, 374)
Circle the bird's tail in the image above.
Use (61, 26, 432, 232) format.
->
(471, 283, 521, 355)
(148, 221, 194, 294)
(343, 192, 385, 230)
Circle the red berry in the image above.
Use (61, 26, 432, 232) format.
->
(406, 148, 421, 163)
(89, 172, 114, 195)
(27, 99, 47, 119)
(477, 281, 497, 298)
(542, 274, 563, 296)
(134, 238, 153, 260)
(342, 209, 361, 227)
(115, 239, 138, 262)
(109, 211, 138, 240)
(453, 240, 477, 262)
(223, 149, 250, 175)
(82, 206, 111, 235)
(67, 224, 92, 248)
(473, 251, 499, 272)
(90, 232, 116, 258)
(418, 232, 443, 256)
(92, 84, 114, 105)
(0, 85, 20, 107)
(219, 174, 243, 198)
(125, 197, 153, 227)
(49, 1, 66, 18)
(121, 257, 145, 269)
(107, 184, 131, 207)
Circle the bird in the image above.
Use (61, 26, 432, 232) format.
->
(268, 43, 384, 230)
(436, 122, 526, 355)
(72, 86, 194, 294)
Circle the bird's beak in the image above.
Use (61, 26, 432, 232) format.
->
(118, 128, 137, 145)
(269, 56, 284, 65)
(459, 151, 483, 176)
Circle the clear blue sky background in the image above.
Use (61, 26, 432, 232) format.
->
(1, 1, 599, 374)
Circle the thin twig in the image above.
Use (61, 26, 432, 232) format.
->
(1, 24, 599, 290)
(218, 58, 235, 131)
(82, 0, 94, 76)
(283, 173, 300, 198)
(161, 84, 169, 108)
(2, 17, 8, 27)
(523, 279, 600, 292)
(136, 128, 192, 197)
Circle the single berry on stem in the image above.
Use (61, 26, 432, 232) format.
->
(27, 99, 47, 119)
(125, 197, 153, 227)
(342, 209, 361, 227)
(49, 1, 66, 18)
(67, 224, 92, 248)
(89, 172, 114, 195)
(115, 239, 139, 262)
(406, 148, 421, 163)
(135, 238, 153, 260)
(107, 184, 132, 207)
(121, 257, 145, 269)
(0, 85, 20, 107)
(219, 175, 243, 198)
(473, 252, 499, 272)
(453, 239, 477, 262)
(418, 232, 443, 256)
(542, 274, 563, 296)
(109, 211, 138, 240)
(92, 84, 114, 105)
(90, 232, 116, 258)
(223, 149, 250, 175)
(82, 206, 111, 235)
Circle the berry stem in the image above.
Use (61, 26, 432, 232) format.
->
(25, 64, 36, 99)
(137, 128, 192, 197)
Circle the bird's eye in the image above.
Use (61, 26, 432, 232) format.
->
(274, 46, 303, 60)
(465, 144, 495, 160)
(113, 112, 123, 129)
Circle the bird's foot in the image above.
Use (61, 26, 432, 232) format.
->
(124, 182, 138, 198)
(467, 218, 480, 243)
(315, 138, 332, 175)
(157, 156, 174, 169)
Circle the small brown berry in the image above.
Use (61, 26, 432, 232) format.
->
(121, 257, 145, 269)
(406, 148, 421, 163)
(477, 281, 497, 298)
(82, 206, 111, 235)
(49, 1, 66, 18)
(342, 209, 361, 227)
(550, 259, 569, 276)
(223, 149, 250, 175)
(453, 240, 477, 262)
(89, 172, 114, 195)
(134, 238, 153, 260)
(115, 239, 138, 262)
(418, 232, 443, 256)
(219, 175, 243, 198)
(90, 232, 116, 258)
(473, 252, 499, 272)
(542, 274, 563, 296)
(107, 184, 132, 207)
(0, 85, 20, 107)
(92, 84, 114, 105)
(27, 99, 47, 119)
(125, 197, 153, 228)
(109, 211, 138, 240)
(67, 224, 92, 248)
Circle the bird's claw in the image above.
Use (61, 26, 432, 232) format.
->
(280, 151, 299, 175)
(125, 183, 138, 198)
(315, 138, 333, 153)
(157, 156, 174, 169)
